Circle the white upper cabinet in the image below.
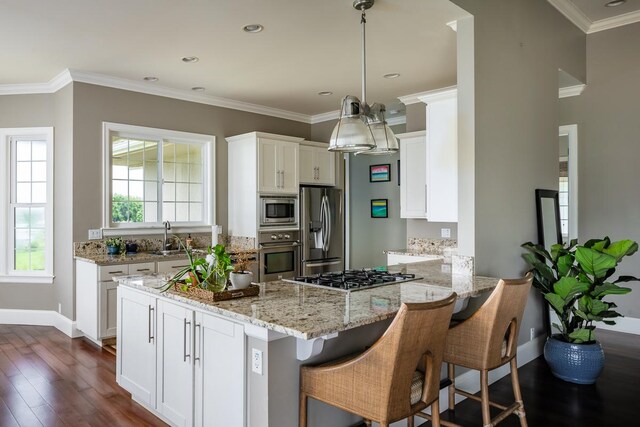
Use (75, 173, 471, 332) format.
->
(399, 131, 427, 219)
(257, 138, 281, 193)
(398, 86, 458, 222)
(299, 142, 336, 186)
(279, 140, 299, 193)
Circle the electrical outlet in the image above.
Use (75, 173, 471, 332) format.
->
(88, 229, 103, 240)
(441, 228, 451, 238)
(252, 348, 263, 375)
(530, 327, 536, 341)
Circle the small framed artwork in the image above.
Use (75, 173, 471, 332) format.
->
(371, 199, 389, 218)
(369, 164, 391, 182)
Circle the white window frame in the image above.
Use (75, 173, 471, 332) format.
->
(102, 122, 216, 234)
(559, 124, 578, 241)
(0, 127, 54, 284)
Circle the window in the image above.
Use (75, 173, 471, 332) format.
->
(103, 123, 215, 229)
(0, 128, 54, 283)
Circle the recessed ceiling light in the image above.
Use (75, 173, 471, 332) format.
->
(243, 24, 264, 33)
(318, 91, 333, 96)
(191, 87, 206, 92)
(182, 56, 199, 63)
(383, 73, 401, 79)
(605, 0, 626, 6)
(143, 76, 158, 82)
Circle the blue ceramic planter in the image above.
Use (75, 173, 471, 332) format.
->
(106, 245, 120, 255)
(544, 335, 604, 384)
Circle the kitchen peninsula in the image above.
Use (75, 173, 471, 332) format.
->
(115, 259, 499, 427)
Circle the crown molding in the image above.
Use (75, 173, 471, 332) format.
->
(547, 0, 591, 33)
(0, 69, 72, 95)
(589, 9, 640, 33)
(310, 110, 340, 124)
(548, 0, 640, 34)
(446, 20, 458, 32)
(386, 115, 406, 126)
(559, 84, 586, 98)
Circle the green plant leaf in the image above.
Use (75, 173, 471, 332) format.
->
(575, 247, 617, 278)
(584, 237, 610, 251)
(592, 283, 631, 297)
(615, 275, 640, 283)
(556, 254, 574, 277)
(603, 320, 616, 325)
(545, 293, 566, 315)
(574, 309, 589, 320)
(602, 240, 638, 261)
(551, 323, 562, 333)
(568, 328, 593, 344)
(554, 277, 589, 300)
(550, 243, 566, 262)
(590, 299, 607, 315)
(521, 242, 552, 261)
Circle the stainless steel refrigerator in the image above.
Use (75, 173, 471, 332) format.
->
(300, 186, 344, 276)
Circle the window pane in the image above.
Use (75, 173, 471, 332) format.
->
(176, 183, 189, 202)
(175, 144, 189, 162)
(163, 183, 175, 202)
(31, 207, 45, 228)
(32, 161, 47, 181)
(16, 141, 31, 161)
(176, 203, 189, 221)
(144, 161, 158, 180)
(163, 142, 175, 162)
(189, 144, 202, 163)
(16, 183, 31, 203)
(15, 229, 30, 251)
(113, 180, 128, 198)
(190, 203, 203, 222)
(190, 184, 202, 202)
(145, 202, 158, 222)
(145, 182, 158, 202)
(32, 140, 47, 161)
(162, 202, 176, 221)
(175, 163, 189, 182)
(145, 141, 158, 160)
(190, 164, 202, 183)
(32, 183, 46, 203)
(29, 250, 45, 271)
(15, 208, 30, 228)
(130, 181, 144, 200)
(163, 162, 175, 181)
(16, 162, 31, 182)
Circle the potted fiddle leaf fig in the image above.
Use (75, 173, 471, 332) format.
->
(521, 237, 638, 384)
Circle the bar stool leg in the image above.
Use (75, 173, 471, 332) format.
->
(480, 369, 491, 427)
(447, 363, 456, 411)
(299, 392, 307, 427)
(510, 358, 528, 427)
(431, 399, 441, 427)
(407, 414, 414, 427)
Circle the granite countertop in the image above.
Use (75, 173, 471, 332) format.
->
(75, 248, 258, 266)
(384, 249, 446, 257)
(117, 259, 499, 340)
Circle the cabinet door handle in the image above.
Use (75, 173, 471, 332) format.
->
(194, 323, 201, 363)
(148, 305, 154, 343)
(183, 318, 191, 362)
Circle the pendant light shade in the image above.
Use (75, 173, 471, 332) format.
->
(329, 96, 375, 152)
(357, 103, 398, 155)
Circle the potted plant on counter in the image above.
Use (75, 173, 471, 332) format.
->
(105, 236, 124, 255)
(521, 237, 638, 384)
(229, 251, 256, 290)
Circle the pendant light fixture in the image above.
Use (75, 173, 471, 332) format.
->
(329, 0, 398, 155)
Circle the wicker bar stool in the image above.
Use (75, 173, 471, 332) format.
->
(418, 273, 532, 427)
(299, 293, 457, 427)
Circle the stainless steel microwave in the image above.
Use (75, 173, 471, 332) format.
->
(260, 196, 297, 227)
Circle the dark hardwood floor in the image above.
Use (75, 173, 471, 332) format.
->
(1, 325, 637, 426)
(0, 324, 167, 426)
(425, 329, 640, 427)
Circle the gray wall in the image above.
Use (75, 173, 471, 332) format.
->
(0, 93, 58, 312)
(560, 22, 640, 318)
(451, 0, 587, 342)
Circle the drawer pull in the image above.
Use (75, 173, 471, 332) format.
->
(108, 270, 124, 274)
(136, 268, 150, 272)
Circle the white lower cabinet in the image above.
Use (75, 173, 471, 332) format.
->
(157, 300, 195, 427)
(116, 287, 157, 409)
(194, 311, 245, 427)
(118, 288, 245, 427)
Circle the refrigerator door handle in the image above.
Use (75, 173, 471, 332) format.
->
(322, 195, 331, 252)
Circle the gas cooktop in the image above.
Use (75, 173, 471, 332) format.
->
(284, 269, 422, 292)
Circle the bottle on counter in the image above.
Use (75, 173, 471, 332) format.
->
(185, 234, 193, 250)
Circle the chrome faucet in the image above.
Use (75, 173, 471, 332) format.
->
(163, 221, 172, 250)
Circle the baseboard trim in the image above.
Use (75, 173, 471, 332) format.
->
(597, 316, 640, 335)
(0, 309, 83, 338)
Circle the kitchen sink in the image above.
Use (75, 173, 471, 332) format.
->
(149, 249, 184, 256)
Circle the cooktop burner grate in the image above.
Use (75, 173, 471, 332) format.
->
(284, 269, 421, 292)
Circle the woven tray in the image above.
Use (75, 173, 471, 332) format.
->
(173, 283, 259, 301)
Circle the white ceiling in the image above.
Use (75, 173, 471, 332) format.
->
(0, 0, 468, 116)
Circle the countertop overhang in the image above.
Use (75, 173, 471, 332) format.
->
(116, 259, 500, 340)
(75, 248, 258, 266)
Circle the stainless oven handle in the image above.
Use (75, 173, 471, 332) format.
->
(305, 260, 342, 268)
(259, 242, 300, 250)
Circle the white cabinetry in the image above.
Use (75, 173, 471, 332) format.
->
(399, 131, 427, 219)
(299, 142, 336, 186)
(118, 290, 245, 427)
(116, 286, 157, 409)
(398, 87, 458, 222)
(77, 260, 156, 345)
(227, 132, 304, 239)
(156, 299, 194, 427)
